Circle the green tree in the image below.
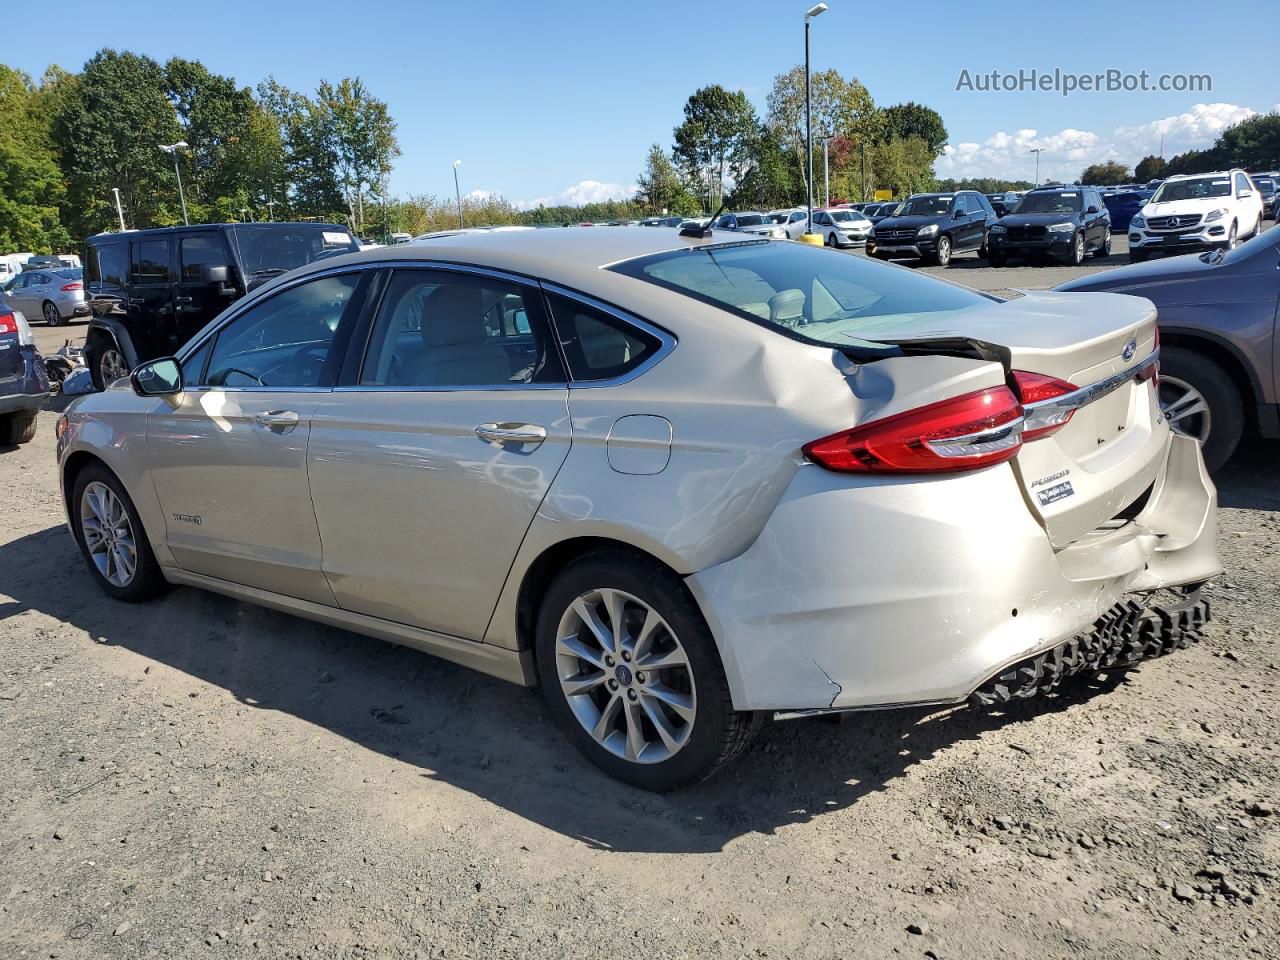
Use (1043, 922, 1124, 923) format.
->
(880, 102, 948, 157)
(765, 66, 881, 200)
(257, 76, 344, 220)
(52, 49, 181, 236)
(1215, 113, 1280, 169)
(934, 176, 1033, 193)
(1079, 160, 1131, 185)
(1133, 155, 1167, 183)
(672, 85, 757, 210)
(729, 124, 800, 209)
(314, 77, 400, 233)
(1162, 148, 1220, 176)
(0, 65, 69, 251)
(871, 137, 936, 199)
(634, 144, 697, 215)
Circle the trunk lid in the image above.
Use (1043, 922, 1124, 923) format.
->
(877, 291, 1164, 548)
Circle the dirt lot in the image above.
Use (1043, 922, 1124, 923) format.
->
(4, 239, 1280, 959)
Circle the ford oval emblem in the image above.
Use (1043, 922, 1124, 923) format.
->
(1122, 338, 1137, 362)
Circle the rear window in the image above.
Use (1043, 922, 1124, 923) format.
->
(608, 241, 990, 348)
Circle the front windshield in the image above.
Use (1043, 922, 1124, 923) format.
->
(895, 196, 952, 217)
(734, 214, 767, 226)
(1013, 191, 1083, 214)
(831, 210, 867, 222)
(609, 240, 990, 350)
(1151, 177, 1231, 203)
(228, 225, 359, 276)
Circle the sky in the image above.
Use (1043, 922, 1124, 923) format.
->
(9, 0, 1278, 204)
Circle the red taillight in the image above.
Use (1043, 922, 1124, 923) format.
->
(61, 281, 82, 291)
(0, 312, 16, 335)
(803, 386, 1024, 474)
(1013, 371, 1079, 441)
(1139, 327, 1160, 387)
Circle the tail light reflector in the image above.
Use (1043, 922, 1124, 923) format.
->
(1013, 371, 1079, 441)
(0, 312, 17, 335)
(803, 386, 1024, 474)
(61, 281, 83, 291)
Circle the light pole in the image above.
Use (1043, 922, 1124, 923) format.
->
(452, 160, 464, 229)
(1029, 148, 1043, 186)
(803, 3, 828, 234)
(265, 198, 277, 221)
(820, 134, 834, 206)
(111, 187, 126, 232)
(159, 141, 190, 225)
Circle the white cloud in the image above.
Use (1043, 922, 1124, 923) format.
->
(937, 102, 1260, 182)
(512, 179, 637, 210)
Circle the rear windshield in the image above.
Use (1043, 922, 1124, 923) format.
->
(1015, 192, 1083, 214)
(227, 225, 359, 279)
(608, 240, 990, 348)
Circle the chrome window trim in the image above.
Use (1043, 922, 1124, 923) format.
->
(539, 281, 677, 389)
(1023, 348, 1160, 418)
(172, 258, 676, 394)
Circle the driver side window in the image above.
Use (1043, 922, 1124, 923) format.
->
(202, 273, 362, 388)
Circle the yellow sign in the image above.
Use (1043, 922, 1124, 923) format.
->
(874, 190, 893, 202)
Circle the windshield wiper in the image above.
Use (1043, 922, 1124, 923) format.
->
(249, 267, 289, 277)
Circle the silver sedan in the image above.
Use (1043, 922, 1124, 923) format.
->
(56, 229, 1221, 791)
(4, 268, 88, 326)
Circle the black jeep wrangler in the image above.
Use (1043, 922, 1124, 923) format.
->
(83, 222, 360, 389)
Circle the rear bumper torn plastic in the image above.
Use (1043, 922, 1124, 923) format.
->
(968, 589, 1209, 707)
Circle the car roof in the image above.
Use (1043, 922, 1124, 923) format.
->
(255, 226, 778, 300)
(1163, 170, 1238, 181)
(88, 221, 350, 243)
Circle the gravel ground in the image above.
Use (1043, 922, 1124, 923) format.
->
(3, 236, 1279, 960)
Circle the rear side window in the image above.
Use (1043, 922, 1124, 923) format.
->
(545, 292, 661, 382)
(130, 240, 170, 285)
(180, 235, 230, 281)
(90, 244, 128, 289)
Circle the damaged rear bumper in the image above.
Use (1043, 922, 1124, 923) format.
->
(685, 431, 1221, 714)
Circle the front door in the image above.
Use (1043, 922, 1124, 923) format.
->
(307, 267, 572, 640)
(5, 272, 36, 316)
(146, 270, 369, 602)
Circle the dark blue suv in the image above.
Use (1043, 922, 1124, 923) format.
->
(987, 185, 1112, 266)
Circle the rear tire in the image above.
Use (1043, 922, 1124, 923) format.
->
(42, 301, 62, 327)
(534, 549, 759, 791)
(70, 463, 168, 602)
(0, 411, 38, 445)
(1158, 346, 1244, 473)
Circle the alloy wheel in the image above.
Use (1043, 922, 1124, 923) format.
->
(80, 481, 137, 587)
(99, 348, 129, 385)
(1159, 375, 1212, 443)
(1226, 221, 1238, 250)
(555, 587, 697, 764)
(43, 302, 61, 326)
(935, 236, 951, 265)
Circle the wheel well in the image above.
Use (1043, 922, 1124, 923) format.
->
(61, 451, 108, 516)
(513, 536, 682, 653)
(1160, 331, 1261, 431)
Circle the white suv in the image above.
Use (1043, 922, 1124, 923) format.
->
(1128, 169, 1264, 261)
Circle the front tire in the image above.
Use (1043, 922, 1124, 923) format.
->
(1224, 220, 1238, 250)
(1158, 346, 1244, 473)
(534, 550, 758, 791)
(90, 343, 130, 391)
(1129, 249, 1148, 263)
(70, 463, 168, 602)
(928, 235, 952, 266)
(1064, 231, 1085, 266)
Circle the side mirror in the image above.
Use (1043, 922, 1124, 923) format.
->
(131, 357, 182, 396)
(200, 264, 230, 284)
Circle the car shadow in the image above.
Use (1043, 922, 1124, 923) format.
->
(1217, 437, 1280, 511)
(0, 523, 1194, 853)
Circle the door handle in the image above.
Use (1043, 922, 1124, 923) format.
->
(174, 296, 193, 306)
(254, 410, 301, 433)
(475, 422, 547, 446)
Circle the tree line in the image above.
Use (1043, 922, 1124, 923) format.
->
(1079, 113, 1280, 187)
(0, 50, 398, 253)
(633, 70, 949, 215)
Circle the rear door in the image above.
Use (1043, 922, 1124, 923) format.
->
(306, 267, 572, 640)
(174, 231, 237, 347)
(128, 238, 177, 359)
